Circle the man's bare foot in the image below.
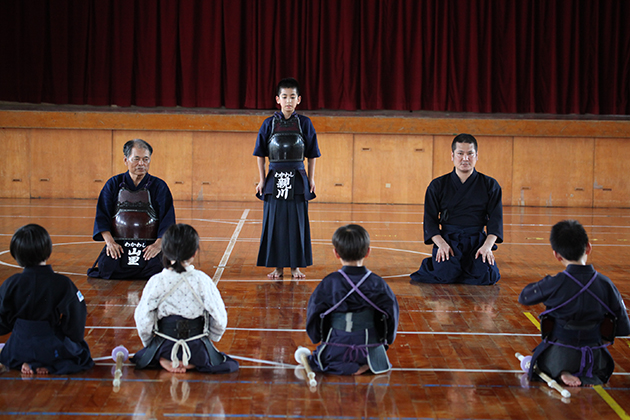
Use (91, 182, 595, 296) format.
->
(353, 365, 370, 375)
(268, 268, 284, 279)
(21, 363, 33, 375)
(291, 268, 305, 279)
(560, 371, 581, 387)
(159, 358, 193, 373)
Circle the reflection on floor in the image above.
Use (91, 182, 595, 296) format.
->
(0, 199, 628, 419)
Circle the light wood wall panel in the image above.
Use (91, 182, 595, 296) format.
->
(353, 135, 433, 204)
(512, 137, 594, 207)
(433, 135, 514, 206)
(113, 131, 193, 201)
(30, 129, 111, 199)
(593, 138, 630, 208)
(192, 132, 259, 201)
(0, 129, 31, 198)
(315, 134, 354, 203)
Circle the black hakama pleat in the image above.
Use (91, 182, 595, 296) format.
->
(257, 194, 312, 268)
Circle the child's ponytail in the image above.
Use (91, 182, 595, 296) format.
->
(160, 224, 200, 273)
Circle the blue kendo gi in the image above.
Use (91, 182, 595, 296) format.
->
(253, 112, 320, 269)
(0, 266, 94, 374)
(88, 172, 176, 280)
(410, 168, 503, 285)
(519, 264, 630, 385)
(306, 266, 399, 375)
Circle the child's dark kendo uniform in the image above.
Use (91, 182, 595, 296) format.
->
(306, 224, 399, 375)
(0, 224, 93, 375)
(519, 220, 630, 386)
(254, 77, 320, 280)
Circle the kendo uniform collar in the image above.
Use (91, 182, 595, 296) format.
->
(22, 265, 55, 275)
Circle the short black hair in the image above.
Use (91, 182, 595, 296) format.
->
(276, 77, 300, 97)
(332, 224, 370, 262)
(123, 139, 153, 158)
(161, 224, 200, 273)
(550, 219, 589, 262)
(451, 133, 478, 153)
(10, 224, 53, 267)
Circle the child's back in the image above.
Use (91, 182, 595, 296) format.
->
(0, 224, 93, 375)
(132, 223, 238, 374)
(305, 224, 399, 375)
(519, 220, 630, 386)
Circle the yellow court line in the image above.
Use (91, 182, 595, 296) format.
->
(593, 386, 630, 420)
(523, 312, 540, 330)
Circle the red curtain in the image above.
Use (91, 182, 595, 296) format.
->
(0, 0, 628, 114)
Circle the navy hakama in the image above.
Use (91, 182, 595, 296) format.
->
(131, 316, 238, 374)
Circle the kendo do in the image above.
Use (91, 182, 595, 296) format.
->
(88, 139, 176, 280)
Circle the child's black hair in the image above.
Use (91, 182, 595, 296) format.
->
(161, 223, 200, 273)
(276, 77, 300, 97)
(332, 224, 370, 262)
(10, 224, 53, 267)
(550, 219, 589, 262)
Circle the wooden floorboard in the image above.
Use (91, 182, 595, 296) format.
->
(0, 199, 629, 419)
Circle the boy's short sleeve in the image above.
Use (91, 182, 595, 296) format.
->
(253, 117, 273, 157)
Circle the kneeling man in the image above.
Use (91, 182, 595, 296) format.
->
(88, 139, 176, 280)
(410, 134, 502, 285)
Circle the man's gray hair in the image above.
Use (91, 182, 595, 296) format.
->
(123, 139, 153, 158)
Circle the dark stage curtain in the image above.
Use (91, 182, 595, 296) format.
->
(0, 0, 628, 114)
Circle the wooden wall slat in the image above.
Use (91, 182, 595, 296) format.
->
(352, 135, 433, 204)
(0, 129, 31, 198)
(30, 129, 111, 199)
(1, 110, 628, 207)
(512, 137, 594, 207)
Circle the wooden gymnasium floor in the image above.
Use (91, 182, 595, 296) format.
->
(0, 198, 629, 420)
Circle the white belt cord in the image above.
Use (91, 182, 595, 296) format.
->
(154, 330, 207, 368)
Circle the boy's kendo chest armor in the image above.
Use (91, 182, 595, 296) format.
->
(268, 114, 305, 162)
(111, 179, 159, 241)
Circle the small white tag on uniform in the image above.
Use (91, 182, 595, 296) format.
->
(77, 290, 84, 302)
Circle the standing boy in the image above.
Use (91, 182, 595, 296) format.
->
(519, 220, 630, 386)
(254, 78, 320, 279)
(306, 224, 399, 375)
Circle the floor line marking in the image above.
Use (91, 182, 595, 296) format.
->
(524, 312, 541, 330)
(82, 325, 546, 337)
(212, 209, 249, 285)
(594, 385, 630, 420)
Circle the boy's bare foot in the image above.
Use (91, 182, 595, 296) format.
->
(353, 365, 370, 375)
(159, 358, 193, 373)
(36, 367, 49, 375)
(560, 371, 581, 387)
(291, 268, 305, 279)
(268, 268, 284, 279)
(21, 363, 34, 375)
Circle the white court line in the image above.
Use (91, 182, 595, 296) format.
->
(82, 325, 541, 337)
(212, 209, 249, 285)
